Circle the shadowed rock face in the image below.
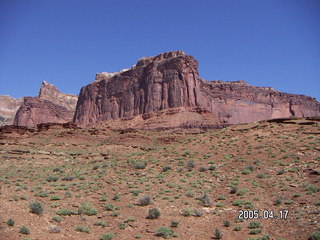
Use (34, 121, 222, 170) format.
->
(14, 97, 74, 127)
(74, 51, 320, 126)
(14, 82, 78, 127)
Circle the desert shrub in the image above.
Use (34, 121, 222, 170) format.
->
(162, 166, 172, 172)
(138, 195, 152, 206)
(208, 165, 216, 170)
(199, 167, 207, 172)
(182, 208, 193, 216)
(193, 209, 203, 217)
(100, 233, 114, 240)
(56, 208, 76, 216)
(52, 216, 62, 223)
(62, 176, 74, 181)
(170, 221, 179, 228)
(7, 218, 14, 226)
(230, 186, 238, 194)
(233, 225, 241, 231)
(19, 226, 30, 235)
(186, 161, 195, 171)
(274, 198, 282, 205)
(118, 222, 126, 229)
(249, 228, 262, 234)
(79, 202, 98, 215)
(94, 221, 107, 227)
(112, 194, 120, 201)
(131, 160, 147, 169)
(146, 208, 160, 219)
(277, 169, 285, 175)
(214, 228, 223, 239)
(306, 184, 320, 193)
(156, 226, 176, 239)
(196, 193, 213, 207)
(75, 225, 90, 233)
(223, 221, 231, 227)
(50, 196, 61, 201)
(309, 231, 320, 240)
(47, 175, 59, 182)
(104, 203, 117, 211)
(29, 201, 43, 215)
(248, 221, 261, 229)
(48, 225, 61, 233)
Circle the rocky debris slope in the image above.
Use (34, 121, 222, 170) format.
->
(14, 82, 78, 127)
(0, 95, 23, 126)
(74, 51, 320, 126)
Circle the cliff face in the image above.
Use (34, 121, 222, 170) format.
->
(74, 51, 320, 126)
(13, 97, 74, 127)
(39, 81, 78, 111)
(14, 82, 78, 127)
(74, 51, 202, 125)
(0, 95, 23, 126)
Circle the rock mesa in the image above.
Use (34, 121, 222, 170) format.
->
(74, 51, 320, 126)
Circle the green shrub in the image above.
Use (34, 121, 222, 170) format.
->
(29, 201, 43, 215)
(170, 221, 179, 228)
(196, 193, 213, 207)
(19, 226, 30, 235)
(156, 226, 176, 239)
(100, 233, 114, 240)
(309, 231, 320, 240)
(47, 175, 59, 182)
(233, 225, 241, 231)
(52, 216, 62, 223)
(50, 196, 61, 201)
(138, 195, 152, 206)
(162, 166, 172, 172)
(214, 228, 223, 239)
(79, 202, 98, 215)
(94, 221, 107, 227)
(182, 208, 193, 216)
(56, 208, 76, 216)
(248, 221, 261, 229)
(130, 160, 147, 169)
(7, 218, 14, 226)
(146, 208, 160, 219)
(249, 228, 262, 234)
(104, 203, 116, 211)
(223, 221, 231, 227)
(75, 225, 90, 233)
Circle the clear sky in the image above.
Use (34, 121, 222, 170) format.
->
(1, 0, 319, 101)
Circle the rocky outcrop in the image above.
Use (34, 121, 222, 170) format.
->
(14, 97, 74, 127)
(74, 51, 320, 126)
(39, 81, 78, 111)
(0, 95, 23, 126)
(14, 82, 78, 127)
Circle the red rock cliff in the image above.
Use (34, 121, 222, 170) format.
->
(14, 82, 78, 127)
(74, 51, 320, 126)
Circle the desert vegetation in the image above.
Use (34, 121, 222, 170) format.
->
(0, 119, 319, 239)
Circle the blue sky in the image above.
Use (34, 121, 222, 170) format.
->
(1, 0, 319, 100)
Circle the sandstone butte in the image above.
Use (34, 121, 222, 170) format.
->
(13, 81, 78, 127)
(73, 51, 320, 127)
